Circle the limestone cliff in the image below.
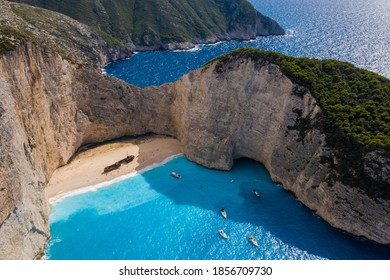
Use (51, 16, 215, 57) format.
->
(0, 41, 389, 259)
(0, 0, 132, 68)
(169, 57, 390, 245)
(0, 42, 174, 259)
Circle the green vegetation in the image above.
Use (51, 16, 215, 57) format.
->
(212, 48, 390, 150)
(210, 48, 390, 198)
(2, 2, 130, 66)
(28, 138, 36, 151)
(95, 30, 124, 47)
(0, 25, 30, 54)
(9, 0, 275, 46)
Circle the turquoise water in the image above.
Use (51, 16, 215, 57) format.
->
(47, 0, 390, 259)
(104, 0, 390, 87)
(46, 156, 390, 260)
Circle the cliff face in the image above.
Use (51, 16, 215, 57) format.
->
(0, 42, 174, 259)
(0, 0, 132, 68)
(0, 42, 388, 259)
(9, 0, 285, 50)
(170, 58, 390, 245)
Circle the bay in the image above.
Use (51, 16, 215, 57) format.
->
(46, 157, 390, 260)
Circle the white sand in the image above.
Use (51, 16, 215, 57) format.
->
(46, 135, 182, 200)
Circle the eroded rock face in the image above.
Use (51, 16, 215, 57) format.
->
(170, 58, 389, 245)
(0, 42, 174, 259)
(0, 42, 388, 259)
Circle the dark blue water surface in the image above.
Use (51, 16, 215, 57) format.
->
(104, 0, 390, 87)
(46, 157, 390, 260)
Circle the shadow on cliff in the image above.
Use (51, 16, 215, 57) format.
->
(135, 148, 390, 260)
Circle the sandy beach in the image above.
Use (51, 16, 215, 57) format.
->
(46, 135, 182, 200)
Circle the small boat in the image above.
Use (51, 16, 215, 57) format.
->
(220, 208, 227, 219)
(171, 172, 181, 179)
(249, 235, 258, 247)
(252, 189, 260, 198)
(218, 229, 228, 239)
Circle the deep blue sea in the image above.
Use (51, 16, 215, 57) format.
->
(104, 0, 390, 87)
(46, 156, 390, 260)
(46, 0, 390, 259)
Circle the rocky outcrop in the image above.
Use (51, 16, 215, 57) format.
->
(0, 41, 388, 259)
(134, 10, 285, 51)
(9, 0, 285, 51)
(0, 42, 174, 259)
(170, 58, 390, 245)
(2, 0, 285, 61)
(0, 0, 132, 68)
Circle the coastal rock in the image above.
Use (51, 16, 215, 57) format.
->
(0, 41, 388, 258)
(0, 0, 134, 68)
(170, 58, 390, 244)
(0, 42, 174, 259)
(8, 0, 285, 52)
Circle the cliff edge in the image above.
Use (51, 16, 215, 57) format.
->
(170, 51, 390, 245)
(1, 43, 389, 259)
(9, 0, 285, 51)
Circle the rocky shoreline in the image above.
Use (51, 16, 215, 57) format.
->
(0, 40, 389, 259)
(1, 0, 389, 260)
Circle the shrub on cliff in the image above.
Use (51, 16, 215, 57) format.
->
(0, 25, 30, 54)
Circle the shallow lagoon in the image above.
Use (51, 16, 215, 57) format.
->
(46, 156, 390, 260)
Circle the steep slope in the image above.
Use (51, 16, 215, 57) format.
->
(1, 41, 389, 259)
(9, 0, 285, 49)
(205, 49, 390, 199)
(0, 41, 175, 259)
(170, 50, 389, 244)
(0, 0, 131, 67)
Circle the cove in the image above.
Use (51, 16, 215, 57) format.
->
(46, 0, 390, 260)
(45, 156, 390, 260)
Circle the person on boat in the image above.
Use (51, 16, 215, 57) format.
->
(249, 235, 254, 240)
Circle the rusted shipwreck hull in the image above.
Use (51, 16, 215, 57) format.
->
(103, 155, 135, 174)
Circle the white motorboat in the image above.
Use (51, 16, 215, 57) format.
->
(220, 208, 227, 219)
(171, 172, 181, 179)
(218, 229, 228, 239)
(252, 189, 260, 198)
(249, 235, 258, 247)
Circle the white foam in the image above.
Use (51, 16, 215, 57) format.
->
(172, 45, 202, 52)
(101, 61, 110, 75)
(49, 153, 183, 205)
(202, 40, 224, 47)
